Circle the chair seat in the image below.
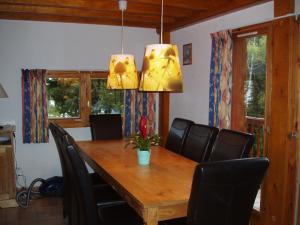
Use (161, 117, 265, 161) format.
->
(99, 204, 143, 225)
(94, 185, 125, 207)
(159, 217, 186, 225)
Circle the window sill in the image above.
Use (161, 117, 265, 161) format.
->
(48, 118, 89, 128)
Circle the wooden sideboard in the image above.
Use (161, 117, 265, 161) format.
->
(0, 130, 17, 208)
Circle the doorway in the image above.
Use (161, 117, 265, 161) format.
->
(232, 18, 299, 225)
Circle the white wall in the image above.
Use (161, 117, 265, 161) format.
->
(296, 0, 300, 14)
(0, 20, 158, 184)
(170, 2, 274, 125)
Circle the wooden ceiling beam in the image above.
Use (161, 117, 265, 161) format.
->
(167, 0, 272, 31)
(128, 0, 212, 10)
(0, 0, 272, 30)
(0, 11, 158, 28)
(0, 3, 175, 24)
(274, 0, 295, 17)
(0, 0, 194, 18)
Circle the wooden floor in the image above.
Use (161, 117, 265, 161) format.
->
(0, 197, 68, 225)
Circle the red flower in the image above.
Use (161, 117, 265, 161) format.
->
(140, 116, 147, 139)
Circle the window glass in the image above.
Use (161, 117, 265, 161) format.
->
(244, 35, 267, 118)
(46, 78, 80, 118)
(91, 78, 124, 114)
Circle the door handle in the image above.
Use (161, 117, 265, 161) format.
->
(288, 131, 297, 140)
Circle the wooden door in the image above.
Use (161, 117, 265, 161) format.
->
(232, 23, 272, 225)
(232, 17, 299, 225)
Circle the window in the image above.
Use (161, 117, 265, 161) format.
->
(91, 78, 123, 114)
(47, 77, 80, 118)
(244, 35, 267, 118)
(46, 71, 124, 127)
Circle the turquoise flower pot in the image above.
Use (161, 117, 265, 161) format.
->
(137, 149, 151, 165)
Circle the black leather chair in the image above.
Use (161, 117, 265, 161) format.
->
(181, 124, 219, 162)
(49, 123, 125, 224)
(50, 122, 107, 187)
(162, 158, 269, 225)
(49, 123, 69, 218)
(208, 129, 254, 161)
(89, 114, 122, 140)
(165, 118, 194, 154)
(63, 135, 143, 225)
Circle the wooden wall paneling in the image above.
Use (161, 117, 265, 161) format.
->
(281, 17, 298, 225)
(259, 24, 273, 225)
(159, 31, 170, 146)
(262, 17, 298, 225)
(274, 0, 295, 17)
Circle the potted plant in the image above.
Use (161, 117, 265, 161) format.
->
(126, 116, 160, 165)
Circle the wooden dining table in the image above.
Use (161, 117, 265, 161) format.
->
(76, 140, 198, 225)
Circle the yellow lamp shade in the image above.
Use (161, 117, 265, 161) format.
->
(107, 54, 138, 89)
(139, 44, 183, 92)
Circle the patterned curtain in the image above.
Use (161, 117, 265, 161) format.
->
(208, 30, 233, 129)
(22, 69, 49, 143)
(124, 90, 156, 137)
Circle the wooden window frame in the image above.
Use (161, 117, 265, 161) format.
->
(232, 22, 272, 131)
(46, 70, 108, 128)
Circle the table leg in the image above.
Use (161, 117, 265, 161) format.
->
(144, 207, 158, 225)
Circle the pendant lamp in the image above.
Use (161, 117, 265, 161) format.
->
(139, 0, 183, 92)
(107, 0, 138, 89)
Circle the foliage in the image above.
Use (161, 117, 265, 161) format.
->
(126, 134, 161, 151)
(46, 77, 124, 118)
(46, 78, 80, 118)
(125, 116, 161, 151)
(91, 79, 123, 114)
(244, 35, 266, 118)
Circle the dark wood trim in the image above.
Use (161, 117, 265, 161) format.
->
(274, 0, 295, 17)
(231, 34, 247, 131)
(159, 31, 170, 146)
(296, 18, 300, 225)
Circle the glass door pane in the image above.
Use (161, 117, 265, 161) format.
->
(244, 35, 267, 211)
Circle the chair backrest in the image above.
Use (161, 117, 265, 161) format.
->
(49, 122, 77, 221)
(89, 114, 122, 140)
(63, 135, 100, 225)
(165, 118, 194, 154)
(208, 129, 254, 161)
(49, 122, 67, 178)
(187, 158, 269, 225)
(181, 124, 219, 162)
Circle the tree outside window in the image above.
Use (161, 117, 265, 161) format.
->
(46, 71, 124, 127)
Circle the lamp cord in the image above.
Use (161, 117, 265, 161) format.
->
(160, 0, 163, 44)
(121, 9, 124, 54)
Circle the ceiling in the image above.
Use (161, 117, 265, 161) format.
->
(0, 0, 271, 31)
